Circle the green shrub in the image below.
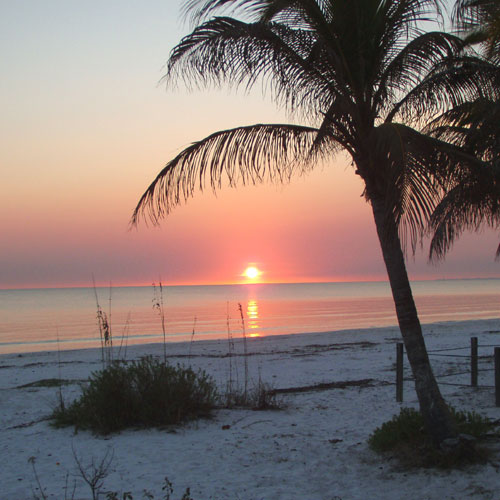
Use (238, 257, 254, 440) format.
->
(52, 356, 218, 434)
(368, 407, 424, 453)
(368, 407, 495, 468)
(451, 407, 493, 438)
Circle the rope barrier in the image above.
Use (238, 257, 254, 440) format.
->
(428, 353, 470, 358)
(436, 371, 470, 378)
(427, 346, 470, 353)
(402, 376, 495, 389)
(436, 382, 494, 389)
(427, 344, 500, 353)
(395, 338, 500, 403)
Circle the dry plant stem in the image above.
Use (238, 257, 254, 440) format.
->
(92, 276, 112, 367)
(63, 471, 77, 500)
(238, 303, 249, 399)
(28, 457, 48, 500)
(108, 282, 113, 352)
(188, 316, 197, 360)
(72, 445, 114, 500)
(56, 329, 64, 411)
(92, 276, 105, 366)
(117, 312, 131, 361)
(226, 302, 234, 396)
(153, 281, 167, 363)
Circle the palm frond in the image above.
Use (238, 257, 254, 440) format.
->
(368, 123, 484, 252)
(164, 17, 336, 119)
(425, 98, 500, 161)
(453, 0, 500, 59)
(425, 97, 500, 259)
(385, 56, 500, 125)
(131, 123, 319, 225)
(375, 31, 465, 115)
(183, 0, 267, 25)
(429, 163, 500, 260)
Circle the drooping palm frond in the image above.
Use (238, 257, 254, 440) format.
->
(426, 98, 500, 161)
(164, 17, 336, 119)
(183, 0, 267, 25)
(424, 96, 500, 259)
(385, 55, 500, 124)
(375, 31, 465, 115)
(176, 0, 451, 121)
(453, 0, 500, 60)
(429, 163, 500, 260)
(365, 123, 484, 252)
(131, 123, 320, 225)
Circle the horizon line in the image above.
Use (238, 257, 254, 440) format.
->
(2, 275, 499, 291)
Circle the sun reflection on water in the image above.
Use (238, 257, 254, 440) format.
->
(247, 299, 260, 336)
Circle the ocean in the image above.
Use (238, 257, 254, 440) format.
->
(0, 279, 498, 354)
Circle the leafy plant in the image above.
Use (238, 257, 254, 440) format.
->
(368, 407, 496, 467)
(51, 357, 218, 434)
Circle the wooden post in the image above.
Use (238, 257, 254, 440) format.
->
(396, 343, 403, 403)
(471, 337, 478, 387)
(495, 348, 500, 407)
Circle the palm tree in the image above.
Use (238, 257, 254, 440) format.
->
(132, 0, 498, 445)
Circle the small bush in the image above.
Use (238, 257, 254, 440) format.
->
(368, 407, 424, 453)
(368, 407, 495, 468)
(52, 357, 218, 434)
(451, 407, 493, 438)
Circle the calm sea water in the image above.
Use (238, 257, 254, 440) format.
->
(0, 280, 498, 354)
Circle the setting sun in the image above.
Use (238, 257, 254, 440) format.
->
(243, 266, 260, 280)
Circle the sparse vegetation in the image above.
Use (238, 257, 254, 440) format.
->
(50, 295, 283, 435)
(51, 356, 218, 434)
(152, 280, 168, 363)
(222, 374, 283, 410)
(93, 277, 113, 368)
(369, 407, 497, 468)
(19, 378, 76, 388)
(238, 303, 249, 400)
(29, 451, 195, 500)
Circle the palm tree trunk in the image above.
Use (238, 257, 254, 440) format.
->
(370, 194, 458, 446)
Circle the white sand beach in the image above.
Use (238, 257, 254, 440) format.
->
(2, 319, 500, 500)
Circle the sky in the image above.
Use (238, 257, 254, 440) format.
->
(1, 0, 499, 289)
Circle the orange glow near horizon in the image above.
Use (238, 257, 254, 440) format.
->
(2, 3, 500, 292)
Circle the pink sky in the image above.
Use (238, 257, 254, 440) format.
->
(1, 0, 499, 289)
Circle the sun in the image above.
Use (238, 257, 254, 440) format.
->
(243, 265, 260, 280)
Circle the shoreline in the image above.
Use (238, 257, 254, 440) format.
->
(2, 317, 500, 499)
(2, 280, 499, 357)
(2, 316, 499, 359)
